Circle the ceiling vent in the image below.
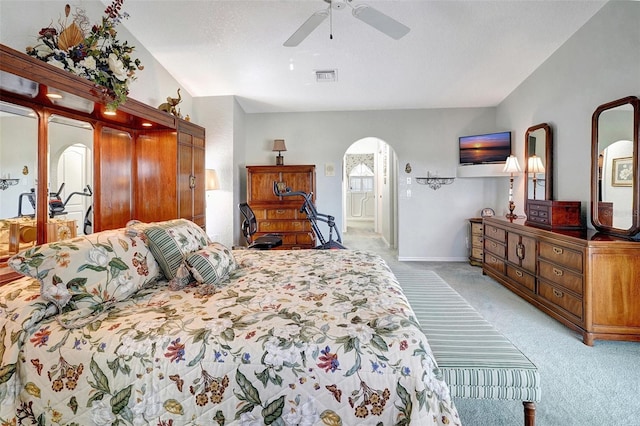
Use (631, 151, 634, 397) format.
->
(315, 69, 337, 83)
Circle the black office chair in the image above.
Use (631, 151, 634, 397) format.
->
(239, 202, 283, 249)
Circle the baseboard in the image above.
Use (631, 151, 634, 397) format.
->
(398, 256, 468, 262)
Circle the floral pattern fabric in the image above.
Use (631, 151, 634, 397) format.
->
(0, 249, 460, 426)
(7, 228, 161, 313)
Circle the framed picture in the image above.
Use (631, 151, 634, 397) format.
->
(612, 157, 633, 187)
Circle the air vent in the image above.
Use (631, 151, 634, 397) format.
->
(315, 69, 337, 83)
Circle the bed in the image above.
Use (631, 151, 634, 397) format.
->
(0, 219, 460, 425)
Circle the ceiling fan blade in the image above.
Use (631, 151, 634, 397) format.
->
(284, 9, 329, 47)
(351, 5, 410, 40)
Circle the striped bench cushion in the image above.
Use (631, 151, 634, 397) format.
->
(395, 270, 540, 402)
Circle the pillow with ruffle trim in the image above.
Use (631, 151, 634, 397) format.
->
(143, 219, 210, 280)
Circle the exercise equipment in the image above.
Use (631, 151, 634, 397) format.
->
(273, 182, 346, 249)
(17, 184, 93, 233)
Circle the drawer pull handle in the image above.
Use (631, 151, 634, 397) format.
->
(552, 247, 564, 255)
(515, 270, 523, 277)
(553, 268, 564, 276)
(516, 242, 525, 260)
(492, 242, 497, 248)
(553, 289, 564, 298)
(276, 209, 285, 214)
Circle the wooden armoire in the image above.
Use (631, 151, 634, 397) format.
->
(246, 165, 316, 249)
(0, 44, 205, 283)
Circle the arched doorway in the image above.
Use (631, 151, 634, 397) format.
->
(343, 137, 398, 249)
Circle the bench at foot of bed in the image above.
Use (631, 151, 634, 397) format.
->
(400, 272, 541, 426)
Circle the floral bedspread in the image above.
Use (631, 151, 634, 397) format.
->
(0, 249, 460, 425)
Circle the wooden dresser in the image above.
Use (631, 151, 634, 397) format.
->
(482, 216, 640, 345)
(468, 218, 484, 266)
(246, 165, 316, 249)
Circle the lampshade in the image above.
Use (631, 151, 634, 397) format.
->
(205, 169, 219, 191)
(272, 139, 287, 152)
(503, 155, 522, 173)
(527, 155, 545, 174)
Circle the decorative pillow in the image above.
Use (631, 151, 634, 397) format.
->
(143, 219, 210, 280)
(124, 219, 152, 238)
(185, 243, 238, 285)
(8, 228, 161, 312)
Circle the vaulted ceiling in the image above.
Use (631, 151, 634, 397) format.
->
(118, 0, 606, 113)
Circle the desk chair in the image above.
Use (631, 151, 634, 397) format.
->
(239, 202, 282, 249)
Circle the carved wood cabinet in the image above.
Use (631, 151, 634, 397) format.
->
(246, 165, 316, 249)
(483, 217, 640, 345)
(0, 44, 205, 283)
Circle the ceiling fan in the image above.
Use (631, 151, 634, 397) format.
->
(284, 0, 410, 47)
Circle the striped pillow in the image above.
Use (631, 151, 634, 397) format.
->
(186, 243, 237, 285)
(143, 219, 210, 280)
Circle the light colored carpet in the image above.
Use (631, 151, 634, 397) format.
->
(342, 226, 640, 426)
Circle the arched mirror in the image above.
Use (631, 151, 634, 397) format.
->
(591, 96, 640, 236)
(525, 123, 553, 201)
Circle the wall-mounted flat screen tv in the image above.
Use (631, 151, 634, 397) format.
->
(459, 131, 512, 165)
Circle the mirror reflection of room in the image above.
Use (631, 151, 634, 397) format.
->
(0, 101, 38, 256)
(597, 105, 634, 230)
(48, 115, 94, 238)
(527, 127, 547, 200)
(0, 108, 94, 258)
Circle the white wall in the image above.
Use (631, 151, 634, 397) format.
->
(3, 1, 638, 255)
(193, 96, 238, 247)
(496, 1, 640, 230)
(242, 107, 500, 260)
(0, 115, 38, 218)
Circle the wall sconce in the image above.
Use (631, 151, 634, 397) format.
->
(527, 155, 545, 199)
(272, 139, 287, 166)
(503, 155, 522, 219)
(205, 169, 220, 191)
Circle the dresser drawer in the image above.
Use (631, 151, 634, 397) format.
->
(259, 220, 311, 232)
(528, 203, 548, 213)
(538, 259, 583, 295)
(265, 208, 299, 220)
(471, 234, 483, 247)
(506, 265, 535, 293)
(527, 215, 549, 226)
(262, 232, 315, 248)
(484, 224, 506, 243)
(484, 238, 505, 258)
(471, 246, 484, 260)
(528, 207, 548, 218)
(539, 241, 583, 272)
(484, 252, 505, 274)
(295, 232, 315, 245)
(539, 281, 583, 319)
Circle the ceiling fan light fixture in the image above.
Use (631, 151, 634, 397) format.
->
(284, 0, 410, 47)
